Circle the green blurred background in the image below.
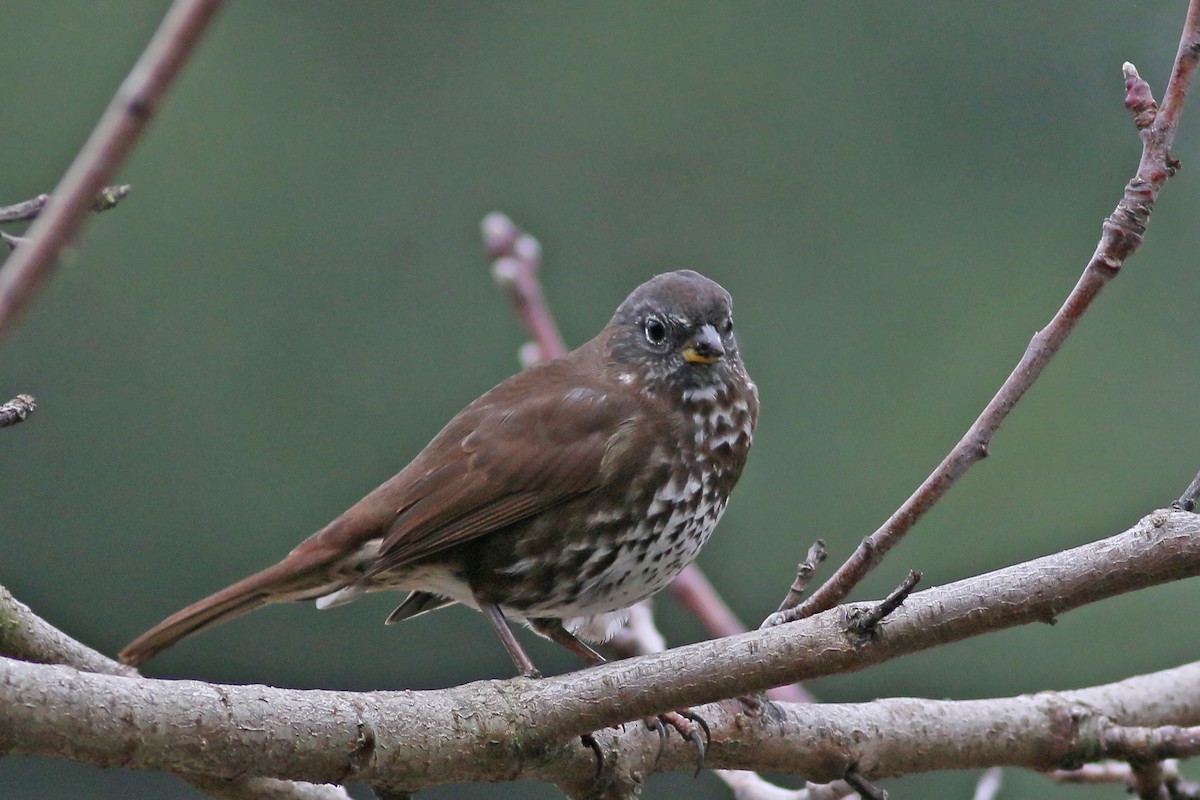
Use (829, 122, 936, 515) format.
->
(3, 2, 1199, 798)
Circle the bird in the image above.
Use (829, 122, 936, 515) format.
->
(119, 270, 758, 689)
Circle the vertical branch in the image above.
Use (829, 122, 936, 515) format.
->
(788, 8, 1200, 622)
(0, 0, 224, 344)
(482, 212, 567, 363)
(1155, 0, 1200, 140)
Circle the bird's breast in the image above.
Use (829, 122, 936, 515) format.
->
(527, 383, 755, 615)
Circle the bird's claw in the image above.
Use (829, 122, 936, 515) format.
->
(645, 709, 710, 775)
(580, 733, 604, 779)
(680, 710, 711, 753)
(643, 715, 668, 763)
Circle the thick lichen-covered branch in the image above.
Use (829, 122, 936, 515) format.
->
(3, 511, 1200, 792)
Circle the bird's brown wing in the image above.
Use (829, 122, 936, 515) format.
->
(366, 363, 644, 576)
(119, 353, 646, 667)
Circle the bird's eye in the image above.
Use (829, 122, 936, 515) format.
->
(643, 316, 668, 346)
(721, 317, 734, 335)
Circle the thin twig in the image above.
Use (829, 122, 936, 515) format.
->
(1172, 469, 1200, 511)
(843, 770, 885, 800)
(787, 15, 1200, 623)
(0, 185, 131, 224)
(0, 195, 51, 225)
(0, 393, 36, 428)
(1102, 724, 1200, 762)
(91, 184, 132, 213)
(0, 0, 223, 344)
(483, 211, 567, 363)
(845, 570, 921, 639)
(773, 540, 828, 614)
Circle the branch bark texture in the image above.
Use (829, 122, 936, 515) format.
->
(0, 584, 135, 677)
(2, 510, 1198, 792)
(3, 645, 1197, 789)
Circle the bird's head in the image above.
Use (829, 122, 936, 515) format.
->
(606, 270, 746, 396)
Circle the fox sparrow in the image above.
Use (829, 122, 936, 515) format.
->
(120, 270, 758, 686)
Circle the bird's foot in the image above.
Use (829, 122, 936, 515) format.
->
(645, 709, 711, 775)
(580, 732, 604, 778)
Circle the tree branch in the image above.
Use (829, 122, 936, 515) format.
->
(1102, 724, 1200, 762)
(0, 583, 135, 677)
(0, 394, 36, 429)
(0, 0, 222, 344)
(3, 509, 1199, 792)
(771, 540, 827, 616)
(3, 650, 1197, 789)
(483, 211, 567, 363)
(0, 185, 131, 224)
(6, 3, 1200, 798)
(788, 4, 1200, 623)
(0, 586, 352, 800)
(1049, 759, 1198, 797)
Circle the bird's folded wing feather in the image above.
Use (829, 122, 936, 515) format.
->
(366, 370, 643, 574)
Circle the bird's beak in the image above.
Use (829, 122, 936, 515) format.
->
(682, 324, 725, 364)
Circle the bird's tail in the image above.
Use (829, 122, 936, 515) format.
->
(119, 552, 339, 667)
